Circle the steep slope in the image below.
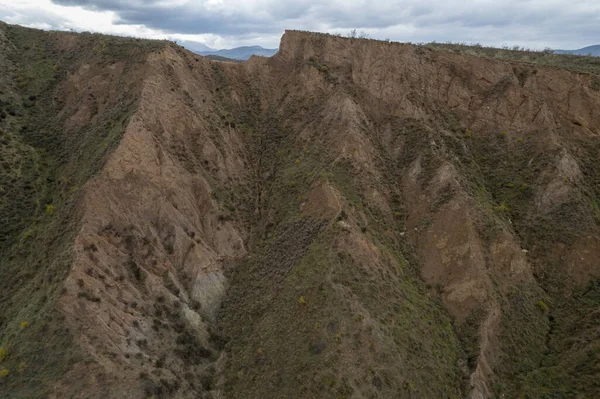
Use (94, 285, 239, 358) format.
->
(0, 23, 164, 397)
(1, 25, 600, 399)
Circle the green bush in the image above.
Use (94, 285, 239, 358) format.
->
(536, 300, 549, 312)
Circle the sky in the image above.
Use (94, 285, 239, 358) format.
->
(0, 0, 598, 50)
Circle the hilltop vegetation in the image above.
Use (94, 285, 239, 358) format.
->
(426, 41, 600, 75)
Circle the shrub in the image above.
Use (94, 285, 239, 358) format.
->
(200, 372, 214, 390)
(126, 260, 145, 282)
(174, 330, 213, 365)
(78, 291, 101, 302)
(0, 368, 8, 377)
(536, 300, 549, 312)
(592, 76, 600, 91)
(20, 321, 29, 329)
(45, 204, 55, 214)
(0, 347, 6, 362)
(18, 362, 26, 373)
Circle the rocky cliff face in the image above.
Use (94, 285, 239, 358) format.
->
(1, 25, 600, 398)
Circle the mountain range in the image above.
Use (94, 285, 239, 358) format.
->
(554, 44, 600, 56)
(195, 45, 278, 60)
(177, 40, 277, 60)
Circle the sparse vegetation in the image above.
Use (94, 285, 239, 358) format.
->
(426, 41, 600, 75)
(0, 22, 161, 398)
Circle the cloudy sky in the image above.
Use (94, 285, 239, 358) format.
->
(0, 0, 598, 50)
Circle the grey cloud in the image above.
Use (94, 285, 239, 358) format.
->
(41, 0, 600, 49)
(49, 0, 440, 34)
(0, 6, 70, 27)
(51, 0, 305, 34)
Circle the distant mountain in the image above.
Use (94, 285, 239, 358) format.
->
(177, 40, 215, 53)
(197, 46, 277, 60)
(554, 45, 600, 56)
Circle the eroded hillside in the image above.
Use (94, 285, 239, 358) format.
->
(1, 24, 599, 399)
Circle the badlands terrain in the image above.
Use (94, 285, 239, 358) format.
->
(0, 22, 600, 398)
